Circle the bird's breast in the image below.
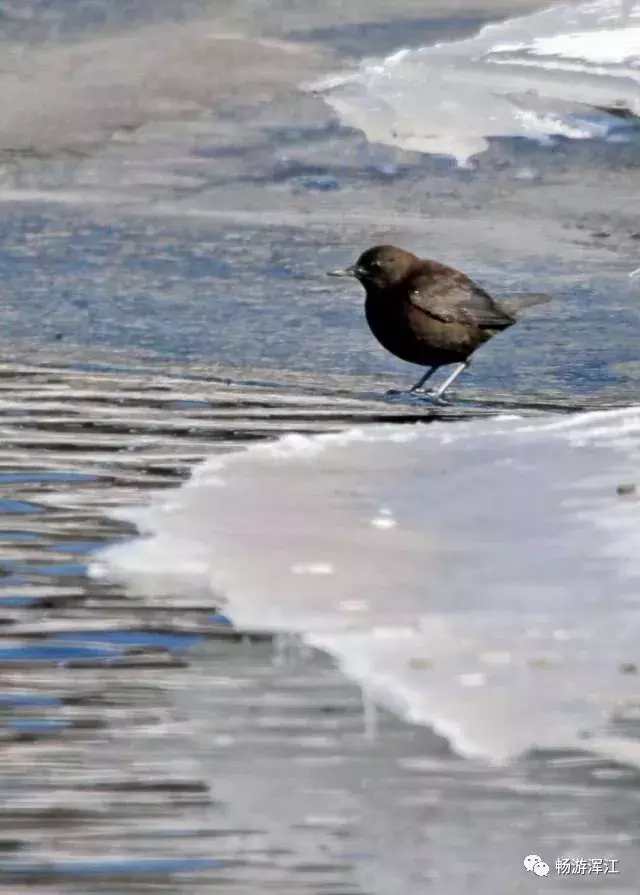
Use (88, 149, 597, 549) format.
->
(364, 292, 482, 366)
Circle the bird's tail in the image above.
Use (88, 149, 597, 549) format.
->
(498, 292, 552, 318)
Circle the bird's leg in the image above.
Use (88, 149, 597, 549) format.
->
(408, 366, 437, 393)
(429, 361, 470, 402)
(386, 366, 437, 397)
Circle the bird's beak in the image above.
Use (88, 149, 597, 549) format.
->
(327, 265, 358, 278)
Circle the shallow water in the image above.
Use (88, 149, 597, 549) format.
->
(0, 0, 639, 890)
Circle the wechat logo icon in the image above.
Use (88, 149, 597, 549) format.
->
(524, 854, 550, 877)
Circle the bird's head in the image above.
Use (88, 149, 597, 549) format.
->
(328, 245, 419, 290)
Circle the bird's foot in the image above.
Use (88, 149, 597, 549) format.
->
(387, 387, 432, 400)
(408, 386, 444, 399)
(409, 386, 434, 396)
(412, 388, 455, 406)
(387, 386, 453, 406)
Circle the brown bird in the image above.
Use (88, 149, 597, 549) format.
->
(328, 244, 550, 401)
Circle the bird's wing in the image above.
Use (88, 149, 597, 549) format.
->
(408, 273, 515, 330)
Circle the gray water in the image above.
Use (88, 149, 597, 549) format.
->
(0, 0, 639, 891)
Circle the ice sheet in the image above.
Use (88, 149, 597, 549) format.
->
(310, 0, 640, 162)
(97, 407, 640, 763)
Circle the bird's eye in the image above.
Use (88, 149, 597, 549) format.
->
(370, 260, 382, 270)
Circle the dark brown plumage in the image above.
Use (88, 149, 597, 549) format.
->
(328, 244, 550, 400)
